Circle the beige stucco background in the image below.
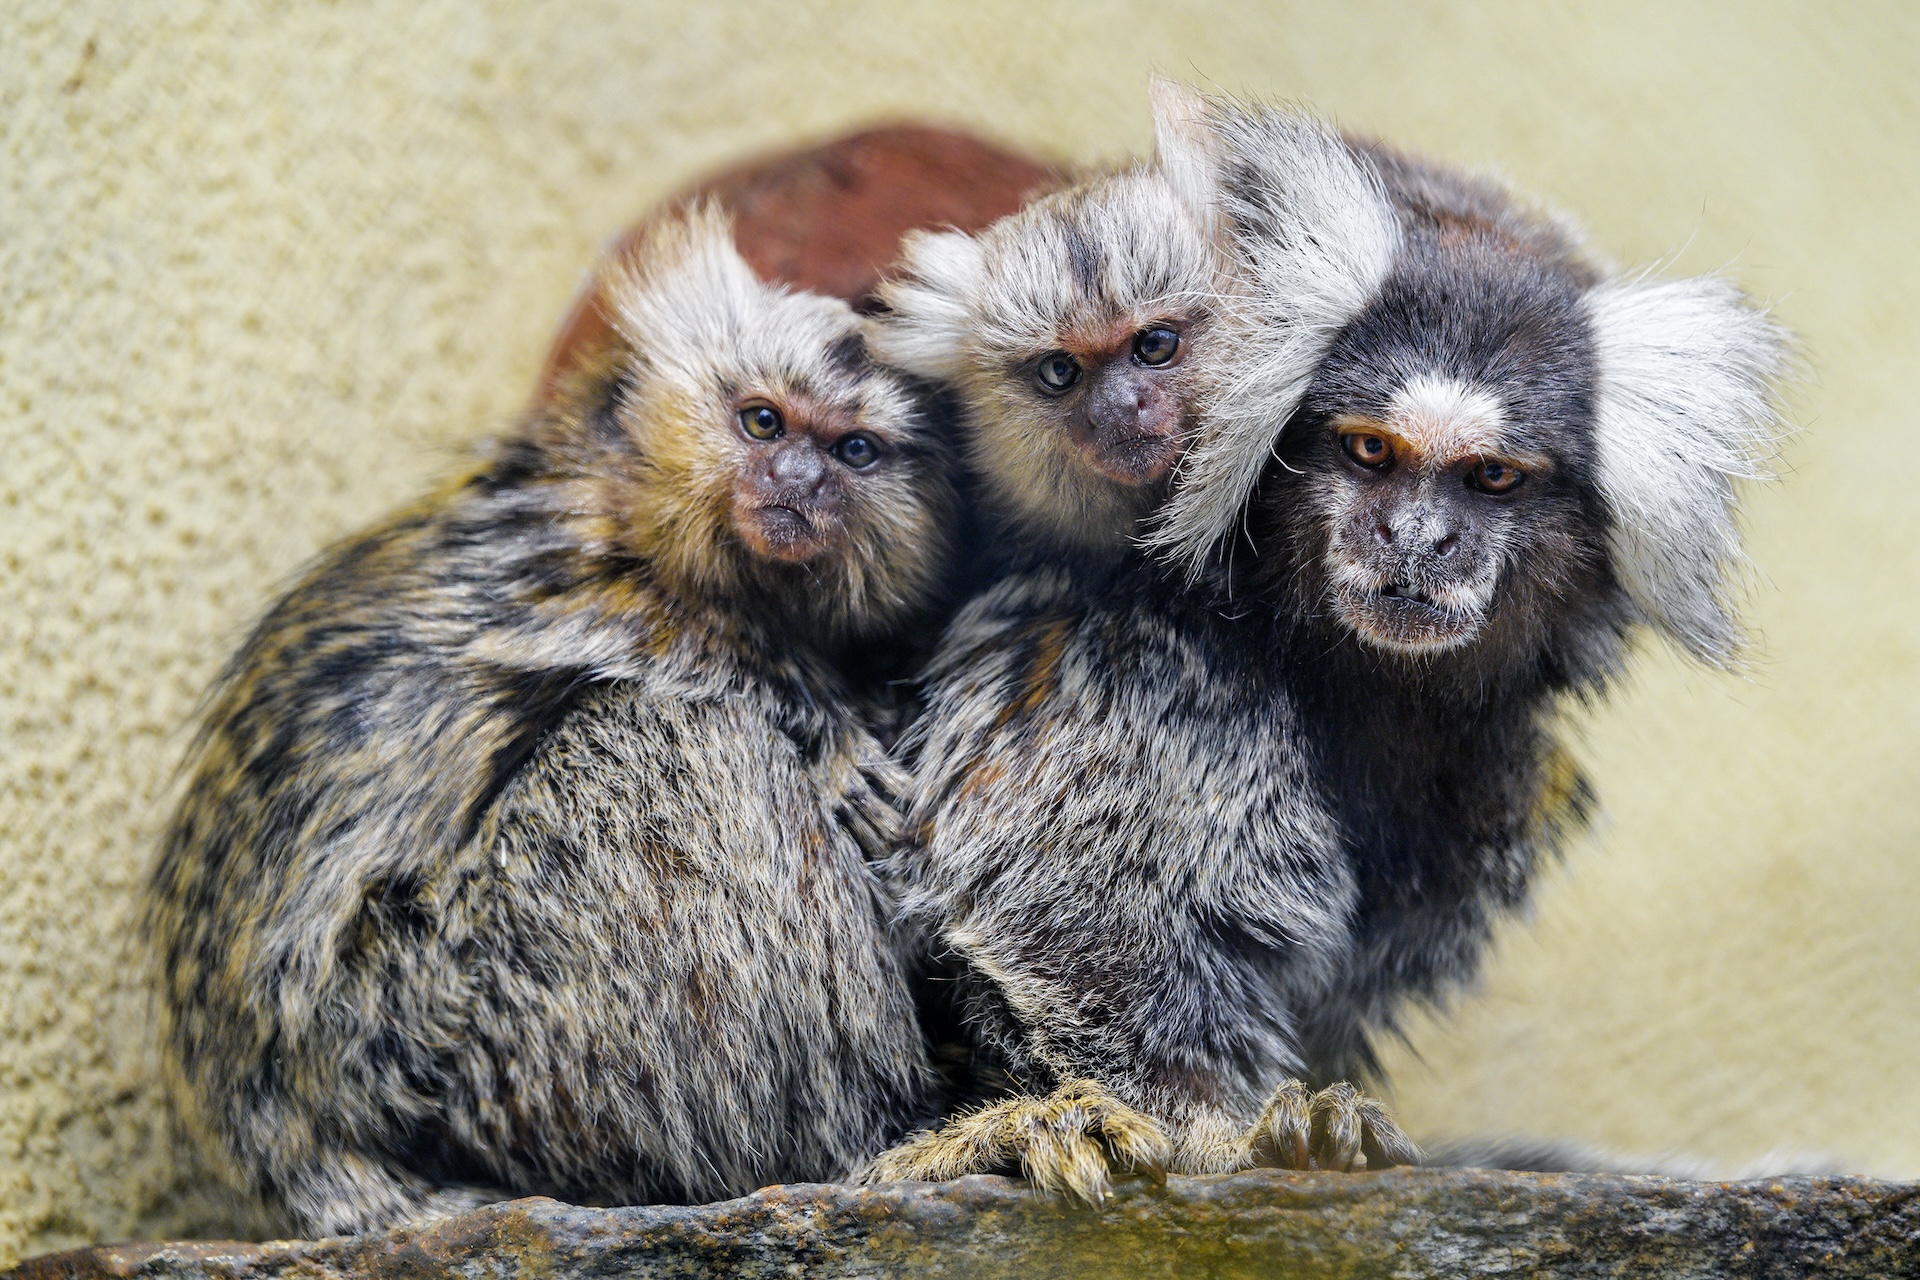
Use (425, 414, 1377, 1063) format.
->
(3, 0, 1916, 1261)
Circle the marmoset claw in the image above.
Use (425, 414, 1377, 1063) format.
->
(862, 1078, 1170, 1204)
(1250, 1079, 1420, 1171)
(834, 731, 913, 857)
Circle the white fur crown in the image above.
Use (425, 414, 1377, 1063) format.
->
(1142, 87, 1402, 573)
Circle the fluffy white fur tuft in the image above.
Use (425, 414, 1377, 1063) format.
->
(1586, 275, 1791, 663)
(1146, 97, 1401, 572)
(602, 202, 762, 349)
(601, 202, 861, 398)
(1149, 77, 1223, 247)
(865, 229, 988, 380)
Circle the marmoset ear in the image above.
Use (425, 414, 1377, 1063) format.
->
(1149, 77, 1223, 234)
(868, 228, 989, 381)
(1585, 274, 1792, 665)
(1582, 276, 1789, 667)
(1145, 101, 1401, 573)
(601, 201, 763, 368)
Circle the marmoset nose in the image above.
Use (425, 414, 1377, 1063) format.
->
(768, 443, 828, 492)
(1381, 511, 1460, 557)
(1087, 377, 1171, 437)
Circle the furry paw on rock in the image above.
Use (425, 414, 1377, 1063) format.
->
(1246, 1080, 1421, 1172)
(863, 1080, 1170, 1204)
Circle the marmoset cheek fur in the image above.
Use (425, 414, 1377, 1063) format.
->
(143, 206, 957, 1238)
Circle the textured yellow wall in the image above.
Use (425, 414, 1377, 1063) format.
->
(3, 0, 1915, 1261)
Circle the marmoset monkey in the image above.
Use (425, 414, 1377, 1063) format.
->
(854, 86, 1239, 1189)
(873, 88, 1789, 1201)
(145, 207, 957, 1237)
(871, 82, 1225, 564)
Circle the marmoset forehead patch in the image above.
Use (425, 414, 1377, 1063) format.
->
(1378, 374, 1506, 463)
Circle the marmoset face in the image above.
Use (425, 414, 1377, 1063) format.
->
(1316, 372, 1553, 653)
(1255, 251, 1608, 658)
(719, 363, 905, 567)
(874, 168, 1218, 551)
(1010, 306, 1199, 490)
(596, 209, 954, 638)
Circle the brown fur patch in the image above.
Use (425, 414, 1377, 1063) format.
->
(992, 617, 1075, 732)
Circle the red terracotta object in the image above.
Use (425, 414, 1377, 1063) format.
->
(537, 125, 1061, 397)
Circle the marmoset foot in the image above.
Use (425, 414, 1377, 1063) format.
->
(1248, 1079, 1421, 1171)
(833, 730, 913, 859)
(862, 1079, 1169, 1203)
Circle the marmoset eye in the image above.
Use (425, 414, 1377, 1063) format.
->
(1035, 352, 1082, 394)
(833, 434, 881, 469)
(1468, 459, 1524, 493)
(740, 405, 785, 440)
(1342, 432, 1392, 469)
(1132, 327, 1180, 367)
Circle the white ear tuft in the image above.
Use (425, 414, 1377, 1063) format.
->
(1145, 105, 1401, 572)
(1149, 77, 1223, 231)
(602, 202, 761, 349)
(1587, 275, 1791, 664)
(869, 228, 988, 380)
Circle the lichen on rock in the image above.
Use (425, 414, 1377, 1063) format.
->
(11, 1169, 1920, 1280)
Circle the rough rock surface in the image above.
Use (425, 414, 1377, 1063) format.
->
(12, 1170, 1918, 1280)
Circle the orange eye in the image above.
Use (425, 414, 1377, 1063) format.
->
(1468, 459, 1524, 494)
(1342, 433, 1392, 469)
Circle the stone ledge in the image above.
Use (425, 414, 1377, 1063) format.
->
(10, 1170, 1918, 1280)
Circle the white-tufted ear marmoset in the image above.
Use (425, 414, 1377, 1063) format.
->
(145, 206, 958, 1237)
(854, 82, 1250, 1193)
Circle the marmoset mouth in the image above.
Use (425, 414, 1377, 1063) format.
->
(1335, 578, 1484, 654)
(1378, 582, 1441, 610)
(742, 503, 833, 563)
(1087, 432, 1183, 485)
(759, 503, 811, 528)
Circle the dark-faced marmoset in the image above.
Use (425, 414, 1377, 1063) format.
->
(145, 207, 957, 1236)
(870, 87, 1789, 1200)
